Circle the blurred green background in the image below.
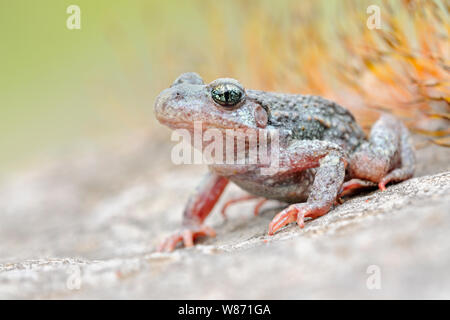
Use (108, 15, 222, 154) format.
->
(1, 0, 181, 173)
(1, 0, 447, 175)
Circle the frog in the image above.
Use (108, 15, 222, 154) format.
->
(154, 72, 415, 252)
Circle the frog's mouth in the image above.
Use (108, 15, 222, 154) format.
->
(156, 117, 248, 133)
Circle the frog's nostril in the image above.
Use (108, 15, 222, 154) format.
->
(173, 91, 184, 101)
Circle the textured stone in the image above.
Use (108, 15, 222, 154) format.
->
(0, 133, 449, 299)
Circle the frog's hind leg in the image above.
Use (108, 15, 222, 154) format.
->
(378, 123, 415, 190)
(348, 114, 415, 190)
(221, 195, 267, 219)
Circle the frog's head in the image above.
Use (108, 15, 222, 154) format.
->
(154, 72, 269, 133)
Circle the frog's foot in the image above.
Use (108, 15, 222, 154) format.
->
(378, 167, 414, 191)
(220, 195, 267, 219)
(339, 179, 377, 197)
(157, 225, 216, 252)
(267, 203, 329, 235)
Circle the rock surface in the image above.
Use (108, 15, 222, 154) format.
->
(0, 133, 449, 299)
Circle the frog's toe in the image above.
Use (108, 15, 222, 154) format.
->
(157, 234, 182, 252)
(268, 204, 303, 235)
(268, 202, 334, 235)
(220, 195, 257, 219)
(157, 226, 216, 252)
(254, 198, 268, 216)
(339, 179, 377, 197)
(378, 167, 414, 191)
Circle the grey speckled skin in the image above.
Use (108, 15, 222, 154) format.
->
(154, 72, 415, 250)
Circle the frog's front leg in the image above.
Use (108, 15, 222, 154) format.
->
(158, 172, 228, 252)
(268, 142, 346, 235)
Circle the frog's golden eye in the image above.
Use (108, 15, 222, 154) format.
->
(211, 84, 244, 107)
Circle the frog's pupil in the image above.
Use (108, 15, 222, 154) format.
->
(211, 84, 243, 107)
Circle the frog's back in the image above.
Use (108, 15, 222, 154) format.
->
(247, 90, 366, 152)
